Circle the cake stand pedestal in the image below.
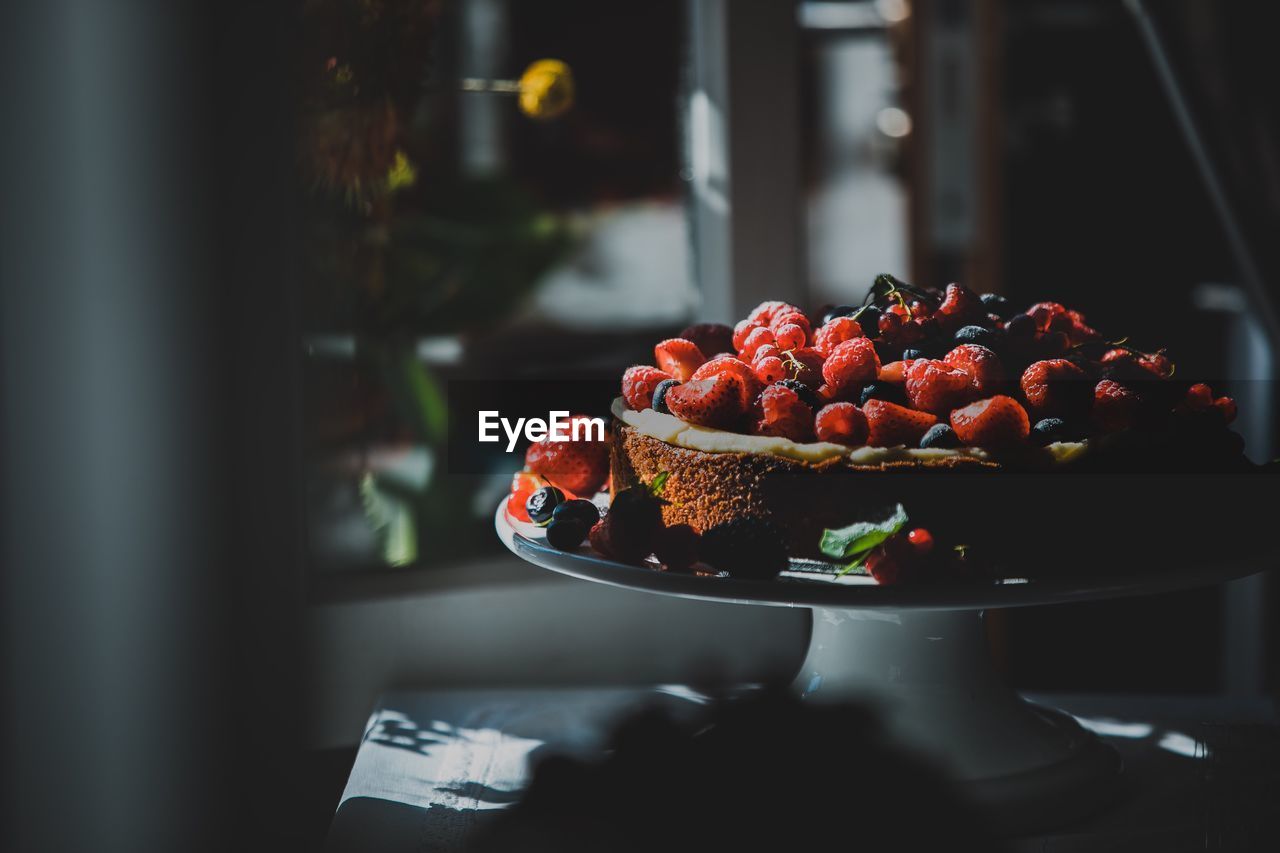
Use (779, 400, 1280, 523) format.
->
(495, 502, 1266, 835)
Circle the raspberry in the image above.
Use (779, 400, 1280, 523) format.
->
(755, 384, 813, 442)
(654, 338, 707, 381)
(1092, 380, 1140, 432)
(621, 365, 673, 411)
(665, 372, 747, 429)
(822, 338, 880, 394)
(785, 347, 826, 388)
(904, 358, 977, 417)
(691, 356, 763, 409)
(771, 309, 811, 333)
(949, 395, 1030, 447)
(774, 322, 807, 352)
(863, 398, 937, 447)
(653, 524, 700, 572)
(739, 326, 776, 360)
(525, 417, 609, 495)
(1020, 359, 1090, 418)
(752, 343, 781, 363)
(814, 402, 868, 445)
(943, 344, 1005, 395)
(813, 316, 864, 356)
(732, 319, 760, 351)
(753, 355, 787, 384)
(747, 301, 802, 326)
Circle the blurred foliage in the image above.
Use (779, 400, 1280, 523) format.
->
(298, 0, 574, 569)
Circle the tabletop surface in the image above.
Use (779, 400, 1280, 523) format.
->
(326, 687, 1278, 853)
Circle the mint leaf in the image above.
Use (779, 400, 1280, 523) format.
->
(648, 471, 670, 496)
(819, 504, 909, 560)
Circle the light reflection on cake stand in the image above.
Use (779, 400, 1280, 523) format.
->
(495, 501, 1267, 835)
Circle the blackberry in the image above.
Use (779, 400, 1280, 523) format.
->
(775, 379, 820, 410)
(1004, 313, 1036, 341)
(608, 487, 664, 554)
(901, 348, 923, 361)
(979, 292, 1013, 318)
(954, 325, 998, 348)
(698, 518, 788, 580)
(860, 382, 907, 407)
(652, 379, 681, 414)
(919, 423, 960, 449)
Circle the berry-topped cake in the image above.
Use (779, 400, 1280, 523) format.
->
(508, 275, 1263, 582)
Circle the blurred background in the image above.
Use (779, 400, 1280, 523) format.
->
(3, 0, 1278, 850)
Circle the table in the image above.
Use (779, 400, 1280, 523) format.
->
(325, 688, 1277, 852)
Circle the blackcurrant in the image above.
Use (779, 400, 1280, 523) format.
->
(525, 486, 566, 525)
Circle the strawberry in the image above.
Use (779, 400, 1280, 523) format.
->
(1027, 302, 1067, 331)
(755, 384, 813, 442)
(949, 395, 1030, 447)
(621, 365, 673, 411)
(936, 283, 982, 331)
(739, 326, 776, 360)
(943, 344, 1005, 395)
(1092, 380, 1140, 432)
(863, 399, 937, 447)
(813, 316, 864, 356)
(878, 359, 910, 384)
(654, 338, 707, 381)
(1020, 358, 1090, 418)
(822, 338, 879, 394)
(814, 402, 868, 445)
(691, 356, 763, 409)
(506, 470, 542, 523)
(774, 322, 807, 352)
(677, 322, 735, 357)
(753, 355, 787, 384)
(665, 372, 747, 429)
(785, 346, 827, 388)
(904, 358, 977, 417)
(525, 419, 609, 495)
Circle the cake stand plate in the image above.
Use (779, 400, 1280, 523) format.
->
(495, 502, 1267, 835)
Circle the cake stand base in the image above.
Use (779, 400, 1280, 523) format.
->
(794, 607, 1121, 835)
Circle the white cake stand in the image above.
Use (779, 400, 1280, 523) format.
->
(494, 501, 1268, 834)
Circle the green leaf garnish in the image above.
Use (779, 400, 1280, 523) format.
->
(819, 504, 909, 573)
(648, 471, 670, 496)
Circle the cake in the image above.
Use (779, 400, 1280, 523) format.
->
(512, 276, 1257, 581)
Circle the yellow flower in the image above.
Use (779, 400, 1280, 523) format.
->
(518, 59, 574, 120)
(386, 149, 417, 192)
